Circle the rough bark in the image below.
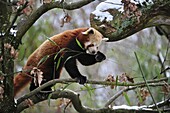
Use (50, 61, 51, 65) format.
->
(90, 0, 170, 41)
(0, 1, 16, 113)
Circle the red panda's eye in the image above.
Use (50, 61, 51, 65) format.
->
(88, 44, 94, 47)
(87, 44, 94, 49)
(90, 44, 94, 46)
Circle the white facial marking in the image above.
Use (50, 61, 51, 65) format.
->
(82, 28, 93, 35)
(102, 38, 109, 41)
(87, 46, 98, 54)
(83, 27, 106, 54)
(85, 41, 100, 54)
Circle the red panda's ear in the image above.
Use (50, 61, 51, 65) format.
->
(82, 28, 94, 35)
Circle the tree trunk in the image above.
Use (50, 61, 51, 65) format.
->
(0, 1, 16, 113)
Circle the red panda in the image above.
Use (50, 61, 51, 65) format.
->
(14, 27, 107, 96)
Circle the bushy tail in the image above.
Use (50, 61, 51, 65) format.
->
(14, 73, 32, 96)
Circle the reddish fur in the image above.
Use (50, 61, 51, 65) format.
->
(14, 28, 89, 96)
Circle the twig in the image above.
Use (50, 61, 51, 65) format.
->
(104, 81, 168, 107)
(89, 77, 168, 86)
(160, 41, 170, 75)
(134, 52, 161, 113)
(158, 51, 168, 77)
(64, 99, 72, 113)
(16, 0, 95, 48)
(105, 87, 127, 107)
(161, 67, 170, 75)
(4, 1, 29, 38)
(148, 98, 170, 109)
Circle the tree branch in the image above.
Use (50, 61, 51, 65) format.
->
(15, 0, 95, 48)
(104, 83, 169, 107)
(4, 1, 29, 39)
(148, 98, 170, 109)
(16, 77, 168, 105)
(90, 0, 170, 41)
(17, 89, 112, 113)
(16, 89, 169, 113)
(16, 77, 169, 113)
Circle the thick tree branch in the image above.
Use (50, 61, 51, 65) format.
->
(17, 89, 112, 113)
(15, 0, 95, 48)
(16, 77, 168, 105)
(90, 0, 170, 41)
(16, 77, 169, 113)
(16, 89, 169, 113)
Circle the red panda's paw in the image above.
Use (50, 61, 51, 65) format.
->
(95, 51, 106, 62)
(76, 75, 87, 84)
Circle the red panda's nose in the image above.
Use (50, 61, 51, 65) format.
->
(91, 50, 96, 54)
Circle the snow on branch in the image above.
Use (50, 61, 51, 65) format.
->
(16, 89, 170, 113)
(90, 0, 170, 41)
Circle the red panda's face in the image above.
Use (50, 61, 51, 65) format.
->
(84, 41, 99, 54)
(82, 28, 108, 54)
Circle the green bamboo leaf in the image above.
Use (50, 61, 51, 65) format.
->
(54, 48, 66, 60)
(76, 38, 84, 50)
(64, 53, 82, 64)
(168, 78, 170, 83)
(123, 92, 131, 106)
(37, 55, 49, 67)
(53, 62, 57, 79)
(53, 84, 72, 101)
(47, 93, 52, 106)
(56, 57, 62, 71)
(62, 84, 71, 91)
(64, 56, 72, 64)
(115, 76, 119, 89)
(84, 84, 94, 97)
(43, 35, 58, 46)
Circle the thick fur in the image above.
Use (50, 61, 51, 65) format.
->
(14, 28, 106, 96)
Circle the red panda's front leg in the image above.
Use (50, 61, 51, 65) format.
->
(64, 51, 106, 84)
(64, 57, 87, 84)
(77, 51, 106, 66)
